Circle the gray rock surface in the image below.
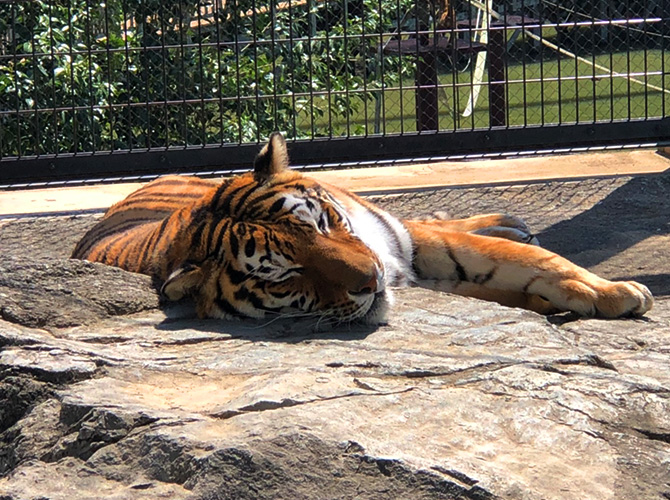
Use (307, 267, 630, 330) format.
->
(1, 173, 669, 499)
(0, 257, 158, 329)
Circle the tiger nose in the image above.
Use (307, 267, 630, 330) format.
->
(350, 265, 384, 296)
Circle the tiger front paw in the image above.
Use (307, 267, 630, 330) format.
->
(562, 278, 654, 318)
(593, 280, 654, 318)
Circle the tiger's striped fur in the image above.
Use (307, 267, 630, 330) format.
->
(72, 133, 653, 323)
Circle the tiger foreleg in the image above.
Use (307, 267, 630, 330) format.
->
(418, 280, 559, 315)
(405, 220, 653, 318)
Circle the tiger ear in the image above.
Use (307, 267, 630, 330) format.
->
(161, 263, 204, 301)
(253, 132, 289, 181)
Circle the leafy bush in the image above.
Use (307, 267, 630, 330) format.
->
(0, 0, 416, 157)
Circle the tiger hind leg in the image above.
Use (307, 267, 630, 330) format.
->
(404, 219, 653, 318)
(412, 213, 539, 245)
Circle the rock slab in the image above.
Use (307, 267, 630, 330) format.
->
(1, 266, 669, 499)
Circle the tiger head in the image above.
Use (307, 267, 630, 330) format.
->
(160, 133, 393, 325)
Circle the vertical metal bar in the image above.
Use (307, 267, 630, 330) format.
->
(643, 0, 649, 120)
(626, 0, 632, 120)
(486, 5, 493, 128)
(121, 0, 132, 150)
(142, 5, 151, 149)
(608, 1, 614, 122)
(30, 2, 40, 155)
(213, 0, 225, 145)
(66, 1, 78, 153)
(432, 0, 439, 131)
(557, 5, 563, 125)
(663, 0, 667, 119)
(11, 1, 21, 157)
(232, 0, 243, 143)
(324, 0, 333, 137)
(504, 8, 510, 127)
(413, 0, 420, 133)
(1, 3, 8, 157)
(196, 0, 207, 145)
(251, 0, 260, 142)
(573, 5, 580, 124)
(287, 0, 297, 138)
(378, 0, 386, 134)
(307, 0, 316, 139)
(590, 0, 597, 124)
(178, 0, 188, 145)
(396, 0, 404, 134)
(521, 4, 528, 128)
(85, 0, 96, 153)
(377, 2, 387, 135)
(103, 0, 115, 151)
(343, 0, 351, 137)
(270, 0, 278, 131)
(361, 0, 369, 136)
(159, 1, 170, 147)
(539, 1, 546, 126)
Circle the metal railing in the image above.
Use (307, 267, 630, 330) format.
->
(0, 0, 668, 187)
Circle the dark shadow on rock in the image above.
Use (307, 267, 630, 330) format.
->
(544, 312, 582, 326)
(606, 273, 670, 298)
(545, 311, 656, 327)
(155, 308, 381, 343)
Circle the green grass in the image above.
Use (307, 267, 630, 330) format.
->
(297, 48, 669, 136)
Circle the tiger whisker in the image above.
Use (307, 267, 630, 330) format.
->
(240, 310, 314, 330)
(313, 312, 334, 332)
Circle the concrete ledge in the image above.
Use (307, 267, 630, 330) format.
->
(1, 149, 668, 217)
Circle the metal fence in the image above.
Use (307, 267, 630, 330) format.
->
(1, 0, 669, 186)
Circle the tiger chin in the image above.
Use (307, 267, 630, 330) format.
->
(72, 132, 653, 325)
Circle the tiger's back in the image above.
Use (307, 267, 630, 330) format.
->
(72, 175, 220, 274)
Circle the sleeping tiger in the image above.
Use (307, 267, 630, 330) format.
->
(72, 133, 653, 324)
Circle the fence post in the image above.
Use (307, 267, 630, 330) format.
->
(487, 24, 506, 128)
(415, 1, 439, 132)
(416, 47, 439, 132)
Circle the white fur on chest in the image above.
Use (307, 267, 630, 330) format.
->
(345, 204, 414, 287)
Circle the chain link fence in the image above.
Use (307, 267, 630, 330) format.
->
(0, 0, 668, 184)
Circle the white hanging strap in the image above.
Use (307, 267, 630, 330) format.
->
(463, 0, 493, 117)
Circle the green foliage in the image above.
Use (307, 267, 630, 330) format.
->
(0, 0, 416, 157)
(0, 0, 130, 154)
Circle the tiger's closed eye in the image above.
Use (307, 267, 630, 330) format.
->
(270, 266, 304, 282)
(249, 263, 303, 283)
